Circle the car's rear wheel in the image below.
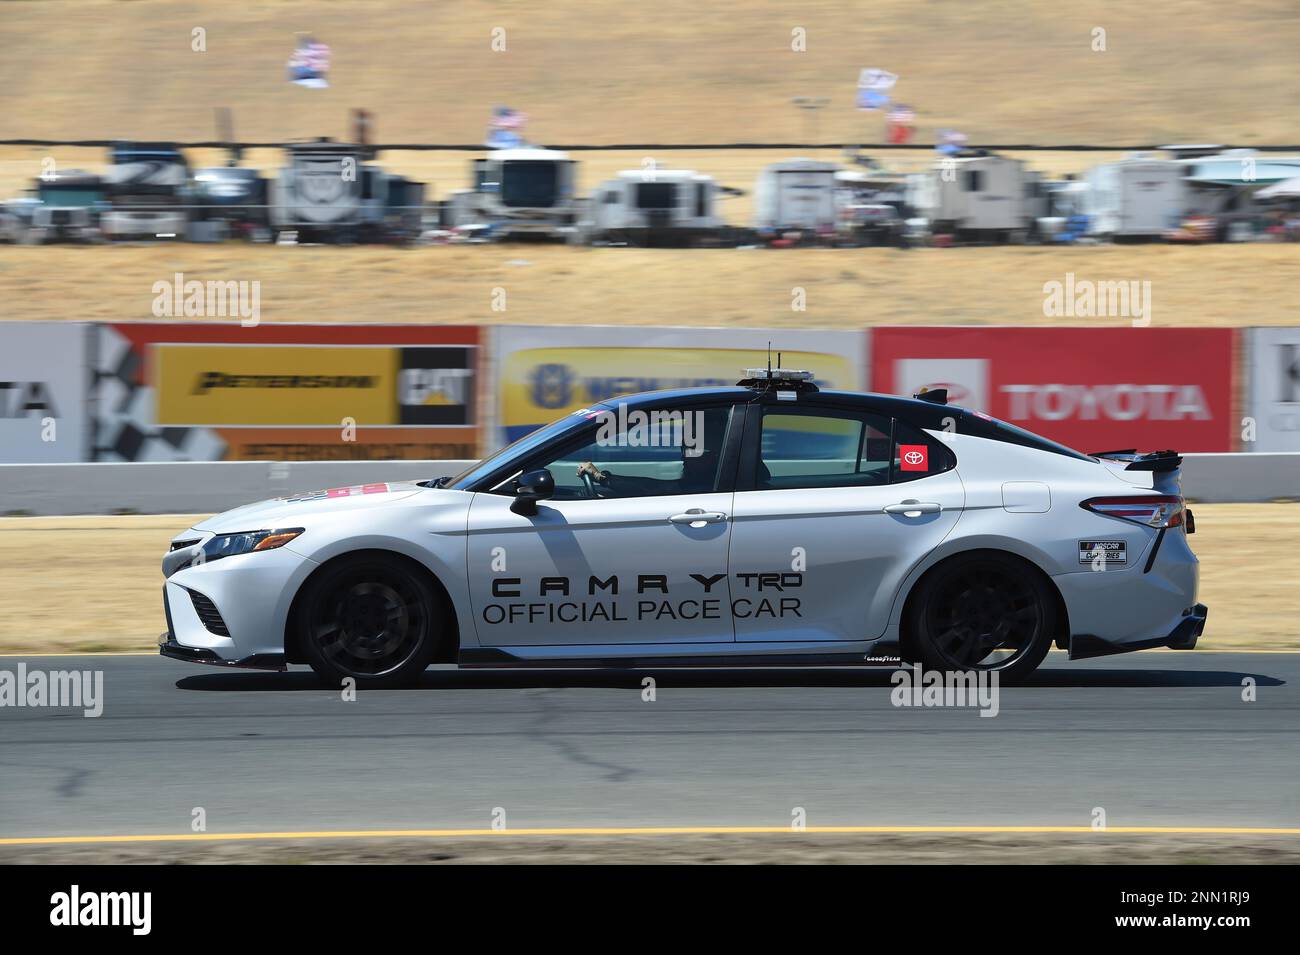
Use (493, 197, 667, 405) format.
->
(297, 554, 444, 688)
(906, 553, 1054, 683)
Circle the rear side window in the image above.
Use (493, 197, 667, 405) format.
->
(755, 409, 894, 490)
(891, 420, 957, 483)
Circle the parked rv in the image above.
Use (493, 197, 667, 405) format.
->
(1179, 148, 1300, 241)
(446, 147, 582, 241)
(907, 152, 1039, 241)
(191, 166, 268, 235)
(30, 171, 107, 243)
(834, 166, 910, 246)
(375, 173, 426, 245)
(100, 142, 190, 239)
(0, 198, 40, 243)
(269, 140, 367, 243)
(1036, 178, 1091, 242)
(752, 159, 840, 240)
(1084, 155, 1186, 239)
(589, 169, 725, 246)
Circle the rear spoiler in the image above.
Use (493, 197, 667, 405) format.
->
(1089, 449, 1183, 473)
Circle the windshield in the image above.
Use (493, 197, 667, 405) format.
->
(501, 161, 560, 207)
(636, 182, 676, 209)
(443, 410, 592, 489)
(39, 187, 102, 206)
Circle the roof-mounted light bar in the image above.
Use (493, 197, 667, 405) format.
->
(737, 368, 820, 393)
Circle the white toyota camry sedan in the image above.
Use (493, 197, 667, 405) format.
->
(160, 369, 1205, 686)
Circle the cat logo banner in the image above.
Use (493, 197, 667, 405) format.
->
(398, 347, 476, 425)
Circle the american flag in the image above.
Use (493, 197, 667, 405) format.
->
(887, 105, 915, 125)
(303, 41, 331, 74)
(493, 107, 528, 130)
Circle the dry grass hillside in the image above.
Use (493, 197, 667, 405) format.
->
(2, 240, 1296, 328)
(0, 1, 1297, 146)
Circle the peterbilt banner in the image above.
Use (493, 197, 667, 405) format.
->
(870, 327, 1235, 452)
(94, 323, 481, 461)
(0, 322, 91, 463)
(492, 325, 864, 447)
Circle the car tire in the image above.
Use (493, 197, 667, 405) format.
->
(297, 553, 445, 689)
(905, 552, 1054, 684)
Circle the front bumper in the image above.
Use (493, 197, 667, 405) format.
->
(158, 635, 287, 671)
(161, 539, 316, 665)
(1069, 603, 1208, 660)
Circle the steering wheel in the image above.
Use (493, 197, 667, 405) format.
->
(580, 469, 599, 499)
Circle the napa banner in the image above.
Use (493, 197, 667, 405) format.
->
(491, 325, 865, 449)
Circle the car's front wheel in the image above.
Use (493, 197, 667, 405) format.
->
(905, 552, 1055, 684)
(297, 553, 445, 688)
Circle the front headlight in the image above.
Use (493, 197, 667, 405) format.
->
(199, 528, 304, 564)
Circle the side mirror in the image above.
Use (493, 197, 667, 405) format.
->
(510, 469, 555, 516)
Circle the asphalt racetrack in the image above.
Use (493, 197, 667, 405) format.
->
(1, 651, 1297, 841)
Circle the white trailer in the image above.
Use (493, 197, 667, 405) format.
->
(446, 147, 582, 241)
(752, 159, 840, 234)
(269, 141, 366, 241)
(1084, 155, 1186, 238)
(906, 153, 1036, 238)
(589, 169, 724, 245)
(268, 140, 421, 244)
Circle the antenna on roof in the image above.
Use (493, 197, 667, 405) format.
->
(767, 342, 772, 377)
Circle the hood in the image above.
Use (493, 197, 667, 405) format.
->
(191, 481, 429, 534)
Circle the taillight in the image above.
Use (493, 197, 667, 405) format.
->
(1081, 495, 1185, 528)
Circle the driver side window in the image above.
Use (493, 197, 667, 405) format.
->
(529, 404, 733, 500)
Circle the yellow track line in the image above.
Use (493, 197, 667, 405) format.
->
(4, 825, 1300, 847)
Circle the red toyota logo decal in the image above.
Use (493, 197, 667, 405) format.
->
(899, 445, 929, 471)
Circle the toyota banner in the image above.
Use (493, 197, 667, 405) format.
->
(870, 327, 1236, 452)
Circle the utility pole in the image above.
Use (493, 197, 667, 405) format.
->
(791, 96, 830, 144)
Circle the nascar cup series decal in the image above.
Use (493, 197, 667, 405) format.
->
(1078, 540, 1127, 565)
(481, 572, 804, 625)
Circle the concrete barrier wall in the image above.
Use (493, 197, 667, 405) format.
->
(1179, 453, 1300, 504)
(0, 460, 477, 516)
(0, 454, 1296, 516)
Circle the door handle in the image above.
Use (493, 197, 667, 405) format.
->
(669, 509, 728, 526)
(883, 500, 942, 516)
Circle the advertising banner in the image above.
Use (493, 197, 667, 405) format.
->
(0, 322, 91, 463)
(870, 327, 1235, 452)
(1246, 327, 1300, 451)
(492, 325, 865, 447)
(94, 323, 481, 461)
